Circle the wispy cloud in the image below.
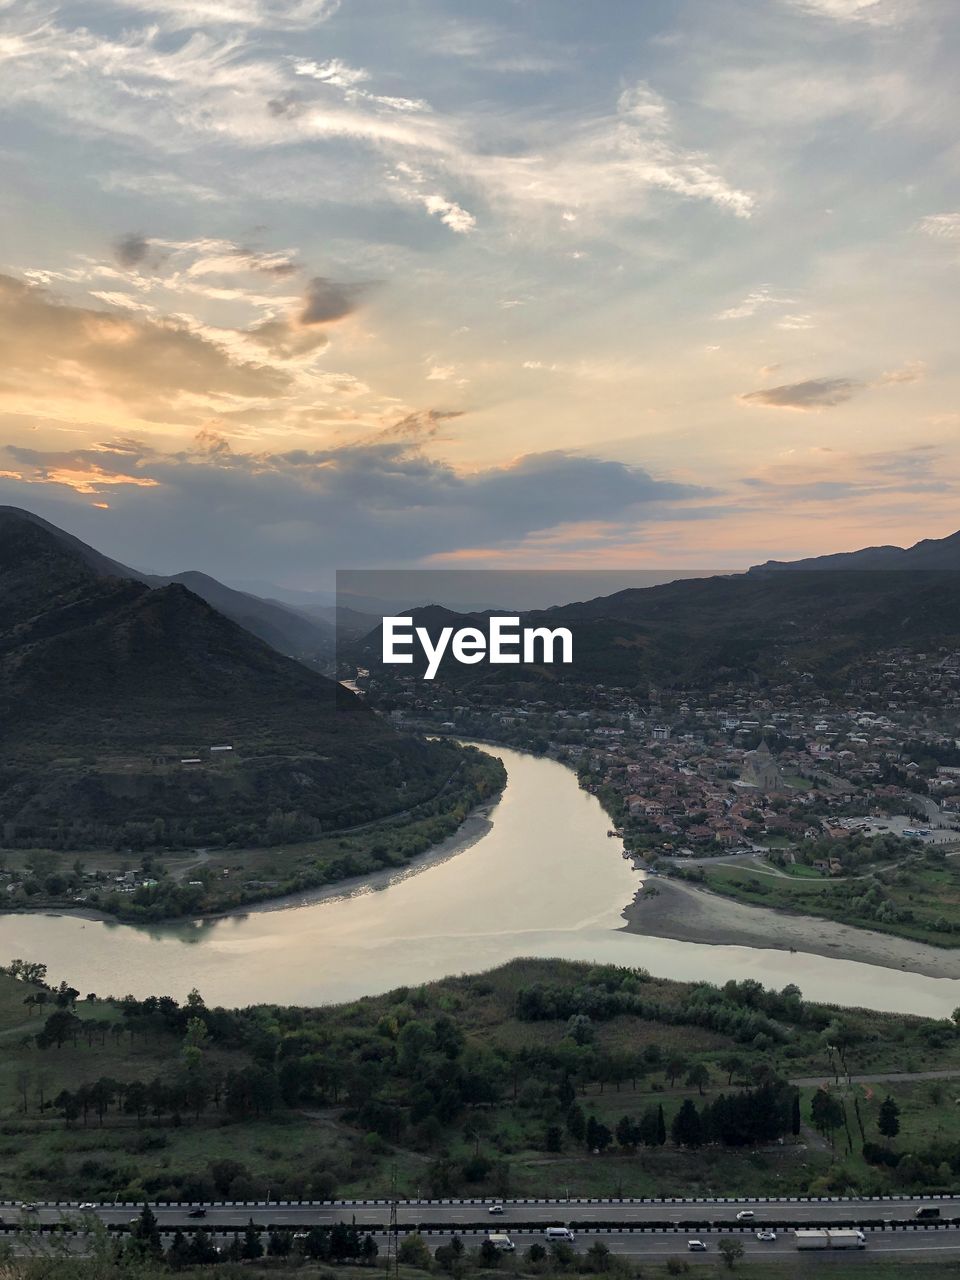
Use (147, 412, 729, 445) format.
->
(739, 377, 863, 409)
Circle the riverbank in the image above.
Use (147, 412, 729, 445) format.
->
(0, 799, 502, 930)
(0, 745, 506, 925)
(623, 876, 960, 980)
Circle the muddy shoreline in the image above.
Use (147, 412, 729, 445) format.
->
(622, 876, 960, 980)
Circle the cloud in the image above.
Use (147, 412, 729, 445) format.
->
(717, 285, 796, 321)
(419, 194, 477, 234)
(299, 276, 369, 325)
(242, 272, 370, 356)
(113, 233, 151, 268)
(743, 443, 951, 501)
(782, 0, 910, 24)
(739, 377, 863, 410)
(879, 361, 926, 384)
(0, 273, 290, 410)
(0, 432, 714, 573)
(103, 0, 342, 31)
(0, 19, 753, 243)
(919, 213, 960, 240)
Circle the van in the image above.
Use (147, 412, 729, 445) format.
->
(545, 1227, 575, 1241)
(487, 1235, 515, 1253)
(915, 1207, 940, 1220)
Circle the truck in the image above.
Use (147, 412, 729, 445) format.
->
(794, 1229, 865, 1251)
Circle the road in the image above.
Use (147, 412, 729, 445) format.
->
(7, 1196, 960, 1231)
(11, 1222, 960, 1266)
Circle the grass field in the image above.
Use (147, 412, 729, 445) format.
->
(4, 956, 960, 1207)
(691, 857, 960, 948)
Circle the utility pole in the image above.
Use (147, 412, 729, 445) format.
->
(385, 1166, 400, 1280)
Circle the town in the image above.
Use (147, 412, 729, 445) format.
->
(352, 643, 960, 871)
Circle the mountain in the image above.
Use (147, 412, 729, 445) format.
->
(352, 566, 960, 696)
(0, 509, 465, 849)
(0, 507, 333, 664)
(157, 571, 334, 663)
(749, 528, 960, 573)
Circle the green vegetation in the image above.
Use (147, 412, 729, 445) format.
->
(0, 747, 505, 920)
(674, 842, 960, 947)
(0, 510, 480, 853)
(4, 958, 960, 1208)
(10, 1245, 960, 1280)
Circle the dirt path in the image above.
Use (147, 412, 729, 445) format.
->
(792, 1069, 960, 1088)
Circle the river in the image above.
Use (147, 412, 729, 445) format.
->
(2, 745, 960, 1015)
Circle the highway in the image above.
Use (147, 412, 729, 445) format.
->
(9, 1224, 960, 1266)
(5, 1196, 960, 1231)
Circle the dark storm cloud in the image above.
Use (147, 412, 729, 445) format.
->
(739, 377, 863, 409)
(113, 232, 151, 268)
(300, 276, 369, 325)
(0, 434, 717, 576)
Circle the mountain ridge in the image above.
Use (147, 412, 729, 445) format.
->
(0, 506, 333, 664)
(749, 527, 960, 573)
(0, 508, 464, 849)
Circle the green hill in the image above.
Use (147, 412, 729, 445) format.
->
(0, 510, 466, 849)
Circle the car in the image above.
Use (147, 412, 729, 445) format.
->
(188, 1208, 208, 1219)
(756, 1230, 777, 1242)
(735, 1210, 756, 1221)
(488, 1204, 504, 1215)
(20, 1203, 38, 1213)
(687, 1240, 708, 1252)
(78, 1203, 98, 1211)
(545, 1227, 575, 1241)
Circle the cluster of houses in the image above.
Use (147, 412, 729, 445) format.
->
(363, 642, 960, 853)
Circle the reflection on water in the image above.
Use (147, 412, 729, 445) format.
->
(4, 746, 960, 1016)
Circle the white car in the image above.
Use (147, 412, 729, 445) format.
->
(735, 1210, 755, 1221)
(488, 1204, 504, 1215)
(687, 1240, 708, 1252)
(756, 1229, 776, 1242)
(78, 1203, 98, 1210)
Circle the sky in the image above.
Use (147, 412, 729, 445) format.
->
(0, 0, 958, 587)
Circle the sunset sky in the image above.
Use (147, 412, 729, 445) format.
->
(1, 0, 958, 586)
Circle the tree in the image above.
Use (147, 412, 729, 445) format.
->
(301, 1226, 330, 1260)
(811, 1088, 844, 1143)
(165, 1229, 192, 1272)
(878, 1094, 901, 1142)
(478, 1239, 502, 1267)
(656, 1103, 667, 1146)
(721, 1053, 744, 1086)
(585, 1241, 612, 1271)
(398, 1234, 434, 1269)
(718, 1237, 745, 1269)
(361, 1233, 379, 1265)
(671, 1099, 703, 1148)
(129, 1203, 162, 1260)
(242, 1219, 264, 1260)
(209, 1158, 247, 1196)
(188, 1230, 219, 1265)
(791, 1091, 801, 1136)
(665, 1055, 689, 1087)
(267, 1230, 293, 1257)
(567, 1103, 586, 1141)
(686, 1064, 710, 1096)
